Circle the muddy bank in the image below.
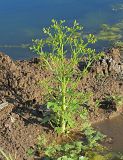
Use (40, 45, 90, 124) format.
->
(0, 48, 123, 159)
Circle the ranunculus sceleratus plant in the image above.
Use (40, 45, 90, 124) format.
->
(31, 19, 104, 133)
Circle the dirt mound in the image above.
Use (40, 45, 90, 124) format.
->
(0, 48, 122, 105)
(0, 53, 45, 106)
(0, 53, 47, 160)
(0, 112, 43, 160)
(0, 48, 123, 160)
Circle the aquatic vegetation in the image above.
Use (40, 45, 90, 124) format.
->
(97, 23, 123, 41)
(112, 3, 123, 11)
(97, 21, 123, 49)
(114, 41, 123, 50)
(0, 44, 30, 49)
(114, 21, 123, 29)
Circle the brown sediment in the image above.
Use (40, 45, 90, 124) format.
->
(0, 48, 123, 159)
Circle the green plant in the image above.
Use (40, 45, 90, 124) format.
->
(33, 138, 123, 160)
(85, 152, 112, 160)
(31, 19, 104, 133)
(26, 148, 34, 157)
(95, 73, 105, 80)
(57, 156, 88, 160)
(112, 95, 123, 107)
(36, 132, 106, 160)
(94, 99, 100, 111)
(34, 112, 106, 160)
(44, 141, 87, 160)
(84, 126, 106, 148)
(0, 148, 15, 160)
(80, 108, 106, 149)
(37, 134, 47, 150)
(34, 124, 123, 160)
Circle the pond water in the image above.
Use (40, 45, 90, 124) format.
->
(0, 0, 123, 59)
(95, 115, 123, 153)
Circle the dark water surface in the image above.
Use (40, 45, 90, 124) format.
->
(0, 0, 123, 59)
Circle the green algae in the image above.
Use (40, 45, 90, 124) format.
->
(97, 21, 123, 43)
(0, 44, 30, 49)
(112, 3, 123, 11)
(114, 41, 123, 50)
(97, 31, 122, 41)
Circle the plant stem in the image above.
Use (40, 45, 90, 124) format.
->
(61, 76, 66, 133)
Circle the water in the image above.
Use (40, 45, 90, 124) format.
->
(0, 0, 123, 59)
(95, 115, 123, 153)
